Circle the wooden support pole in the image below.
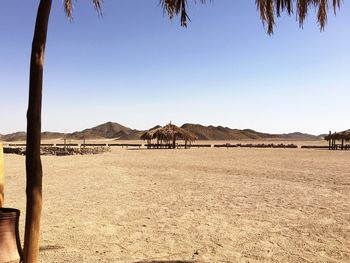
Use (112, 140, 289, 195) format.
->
(172, 135, 176, 149)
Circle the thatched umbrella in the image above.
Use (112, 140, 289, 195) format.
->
(141, 123, 197, 149)
(140, 126, 163, 148)
(345, 130, 350, 141)
(325, 130, 350, 150)
(325, 130, 350, 141)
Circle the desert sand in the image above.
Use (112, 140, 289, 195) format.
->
(3, 146, 350, 262)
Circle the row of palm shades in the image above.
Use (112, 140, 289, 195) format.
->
(325, 130, 350, 150)
(141, 123, 198, 149)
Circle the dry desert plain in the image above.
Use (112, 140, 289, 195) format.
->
(2, 141, 350, 263)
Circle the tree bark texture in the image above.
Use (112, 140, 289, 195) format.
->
(24, 0, 52, 262)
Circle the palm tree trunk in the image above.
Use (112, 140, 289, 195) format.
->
(23, 0, 52, 262)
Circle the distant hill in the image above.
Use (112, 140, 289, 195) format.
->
(117, 130, 144, 140)
(42, 132, 65, 140)
(1, 131, 64, 142)
(0, 121, 323, 141)
(67, 122, 136, 139)
(117, 125, 162, 140)
(318, 133, 328, 139)
(0, 122, 134, 141)
(1, 132, 27, 141)
(179, 124, 321, 141)
(277, 132, 321, 140)
(179, 124, 276, 140)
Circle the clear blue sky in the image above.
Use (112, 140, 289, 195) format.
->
(0, 0, 349, 135)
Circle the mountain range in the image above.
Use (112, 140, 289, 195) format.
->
(0, 122, 324, 142)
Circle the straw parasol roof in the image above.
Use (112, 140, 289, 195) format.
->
(141, 123, 197, 142)
(140, 126, 162, 141)
(325, 130, 350, 142)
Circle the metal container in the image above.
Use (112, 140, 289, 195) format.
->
(0, 208, 22, 263)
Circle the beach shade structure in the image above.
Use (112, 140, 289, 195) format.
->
(141, 123, 197, 149)
(140, 126, 163, 148)
(325, 130, 350, 150)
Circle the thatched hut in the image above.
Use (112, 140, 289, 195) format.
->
(325, 130, 350, 150)
(141, 123, 197, 149)
(140, 126, 163, 147)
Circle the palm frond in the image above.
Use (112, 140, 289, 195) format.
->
(160, 0, 206, 27)
(64, 0, 342, 34)
(64, 0, 73, 19)
(256, 0, 342, 34)
(63, 0, 103, 19)
(92, 0, 103, 16)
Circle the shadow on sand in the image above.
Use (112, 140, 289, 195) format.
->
(125, 148, 151, 151)
(39, 245, 64, 251)
(126, 148, 188, 151)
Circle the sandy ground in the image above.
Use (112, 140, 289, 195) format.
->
(3, 147, 350, 262)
